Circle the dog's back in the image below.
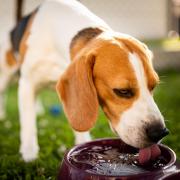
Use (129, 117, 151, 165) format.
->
(10, 13, 33, 53)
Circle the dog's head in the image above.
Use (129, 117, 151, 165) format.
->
(56, 32, 168, 148)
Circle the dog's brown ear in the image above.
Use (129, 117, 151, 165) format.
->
(56, 53, 99, 131)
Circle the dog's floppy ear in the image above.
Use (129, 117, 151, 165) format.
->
(56, 53, 99, 131)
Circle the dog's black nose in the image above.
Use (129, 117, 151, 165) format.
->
(146, 124, 169, 143)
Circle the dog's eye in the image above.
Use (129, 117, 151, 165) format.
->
(150, 87, 155, 91)
(113, 88, 134, 98)
(149, 85, 156, 92)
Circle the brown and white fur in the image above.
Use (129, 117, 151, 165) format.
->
(0, 0, 165, 162)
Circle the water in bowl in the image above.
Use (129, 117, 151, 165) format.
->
(69, 145, 168, 176)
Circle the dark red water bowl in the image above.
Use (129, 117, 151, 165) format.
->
(58, 138, 179, 180)
(161, 171, 180, 179)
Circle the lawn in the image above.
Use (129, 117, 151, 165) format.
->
(0, 70, 180, 179)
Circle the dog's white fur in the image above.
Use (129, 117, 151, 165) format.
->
(115, 53, 164, 148)
(0, 0, 165, 162)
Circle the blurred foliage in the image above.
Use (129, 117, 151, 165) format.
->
(144, 37, 180, 51)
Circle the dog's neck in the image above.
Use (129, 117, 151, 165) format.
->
(70, 27, 104, 60)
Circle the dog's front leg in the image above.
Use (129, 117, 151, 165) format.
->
(18, 77, 39, 162)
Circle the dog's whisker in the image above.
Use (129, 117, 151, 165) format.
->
(159, 75, 168, 78)
(158, 81, 166, 84)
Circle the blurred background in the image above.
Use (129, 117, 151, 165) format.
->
(0, 0, 180, 179)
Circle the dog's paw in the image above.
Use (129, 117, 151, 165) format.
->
(20, 144, 39, 162)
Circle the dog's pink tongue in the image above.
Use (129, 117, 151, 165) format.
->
(150, 144, 161, 160)
(138, 144, 161, 165)
(138, 147, 151, 164)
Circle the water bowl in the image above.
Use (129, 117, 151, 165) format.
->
(58, 138, 179, 180)
(161, 171, 180, 179)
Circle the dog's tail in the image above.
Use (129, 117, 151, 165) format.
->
(16, 0, 24, 23)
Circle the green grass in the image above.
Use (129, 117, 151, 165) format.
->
(143, 38, 180, 51)
(0, 70, 180, 179)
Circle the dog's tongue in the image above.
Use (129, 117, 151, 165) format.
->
(138, 144, 161, 164)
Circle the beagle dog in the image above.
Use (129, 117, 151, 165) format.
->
(0, 0, 168, 162)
